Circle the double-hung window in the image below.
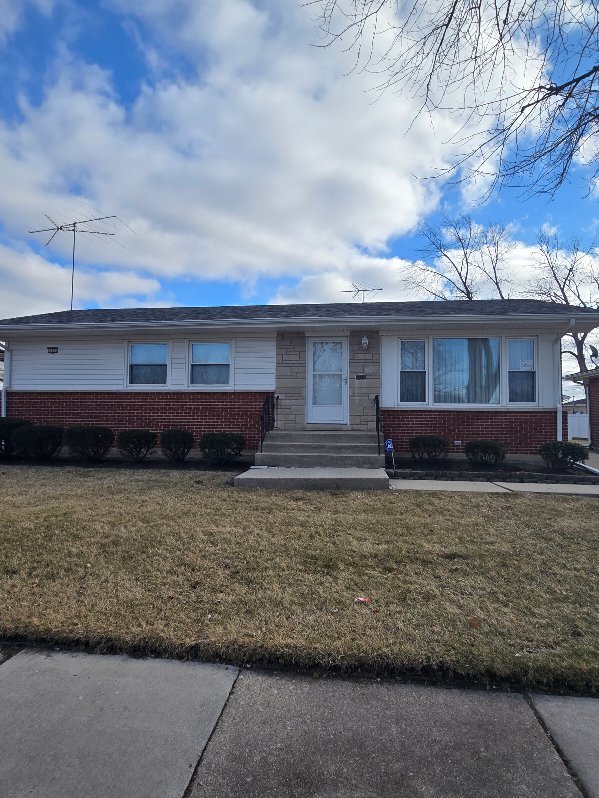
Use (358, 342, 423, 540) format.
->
(190, 343, 231, 386)
(129, 343, 168, 385)
(433, 338, 500, 404)
(508, 338, 536, 403)
(399, 340, 427, 403)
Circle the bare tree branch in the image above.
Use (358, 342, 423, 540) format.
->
(306, 1, 599, 194)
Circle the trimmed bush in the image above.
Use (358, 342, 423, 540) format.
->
(409, 435, 449, 461)
(117, 429, 157, 461)
(464, 439, 507, 466)
(539, 440, 589, 472)
(64, 426, 114, 462)
(0, 418, 31, 458)
(12, 424, 63, 461)
(200, 432, 245, 464)
(160, 429, 194, 463)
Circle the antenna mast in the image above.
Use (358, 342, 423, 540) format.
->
(29, 215, 117, 310)
(341, 283, 383, 303)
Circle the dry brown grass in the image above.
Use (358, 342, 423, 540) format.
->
(0, 464, 597, 690)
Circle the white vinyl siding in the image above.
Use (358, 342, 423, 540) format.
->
(234, 337, 276, 390)
(9, 339, 126, 391)
(8, 335, 276, 392)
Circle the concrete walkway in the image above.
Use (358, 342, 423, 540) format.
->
(390, 478, 599, 495)
(0, 647, 597, 798)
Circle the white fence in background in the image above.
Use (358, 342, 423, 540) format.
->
(568, 413, 590, 440)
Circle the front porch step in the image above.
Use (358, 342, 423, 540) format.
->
(254, 452, 385, 467)
(257, 429, 383, 468)
(261, 441, 381, 455)
(267, 430, 377, 444)
(235, 467, 390, 491)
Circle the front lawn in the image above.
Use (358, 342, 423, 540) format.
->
(0, 465, 597, 691)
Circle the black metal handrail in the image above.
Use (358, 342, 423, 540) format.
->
(373, 394, 381, 455)
(259, 394, 277, 452)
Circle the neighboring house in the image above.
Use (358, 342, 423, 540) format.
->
(1, 299, 599, 455)
(562, 397, 588, 415)
(570, 367, 599, 450)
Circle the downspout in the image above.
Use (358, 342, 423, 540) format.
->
(556, 319, 577, 442)
(1, 344, 10, 418)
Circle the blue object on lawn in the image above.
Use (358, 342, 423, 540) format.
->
(384, 439, 394, 453)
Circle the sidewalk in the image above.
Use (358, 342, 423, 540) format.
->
(390, 478, 599, 495)
(1, 647, 597, 798)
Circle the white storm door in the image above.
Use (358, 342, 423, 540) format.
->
(306, 337, 348, 423)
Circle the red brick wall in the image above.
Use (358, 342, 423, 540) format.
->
(380, 409, 568, 455)
(6, 391, 272, 450)
(589, 377, 599, 449)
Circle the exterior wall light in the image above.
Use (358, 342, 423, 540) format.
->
(361, 335, 369, 350)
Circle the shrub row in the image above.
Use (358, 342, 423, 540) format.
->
(405, 434, 588, 472)
(0, 419, 245, 464)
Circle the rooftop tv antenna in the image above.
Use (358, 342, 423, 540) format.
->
(29, 214, 117, 310)
(341, 283, 383, 302)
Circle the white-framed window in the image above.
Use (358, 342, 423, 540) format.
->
(508, 338, 536, 403)
(128, 343, 168, 385)
(190, 342, 232, 386)
(398, 339, 427, 403)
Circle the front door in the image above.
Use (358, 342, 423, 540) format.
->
(306, 337, 349, 424)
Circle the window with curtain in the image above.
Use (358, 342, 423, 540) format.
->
(129, 343, 168, 385)
(399, 340, 426, 402)
(508, 338, 536, 402)
(433, 338, 500, 404)
(190, 343, 231, 385)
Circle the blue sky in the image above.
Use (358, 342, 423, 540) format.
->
(0, 0, 597, 319)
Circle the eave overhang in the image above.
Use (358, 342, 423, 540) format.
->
(1, 311, 598, 335)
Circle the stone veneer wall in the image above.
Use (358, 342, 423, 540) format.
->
(275, 331, 380, 431)
(275, 332, 307, 430)
(348, 331, 380, 432)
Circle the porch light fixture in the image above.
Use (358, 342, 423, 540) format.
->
(361, 335, 369, 350)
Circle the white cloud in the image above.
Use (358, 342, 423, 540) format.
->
(0, 0, 513, 309)
(0, 0, 53, 44)
(0, 0, 562, 314)
(0, 241, 162, 317)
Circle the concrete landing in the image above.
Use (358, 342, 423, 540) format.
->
(234, 466, 390, 490)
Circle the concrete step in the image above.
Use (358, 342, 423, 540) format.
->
(254, 452, 385, 467)
(261, 441, 381, 455)
(266, 430, 378, 444)
(235, 467, 390, 491)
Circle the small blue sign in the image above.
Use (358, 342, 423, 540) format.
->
(384, 439, 394, 453)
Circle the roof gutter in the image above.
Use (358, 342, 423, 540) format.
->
(0, 312, 598, 334)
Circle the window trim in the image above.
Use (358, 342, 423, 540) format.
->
(393, 334, 540, 408)
(397, 338, 428, 406)
(127, 341, 170, 388)
(506, 336, 538, 405)
(187, 340, 234, 390)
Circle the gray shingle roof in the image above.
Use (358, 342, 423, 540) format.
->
(0, 299, 598, 327)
